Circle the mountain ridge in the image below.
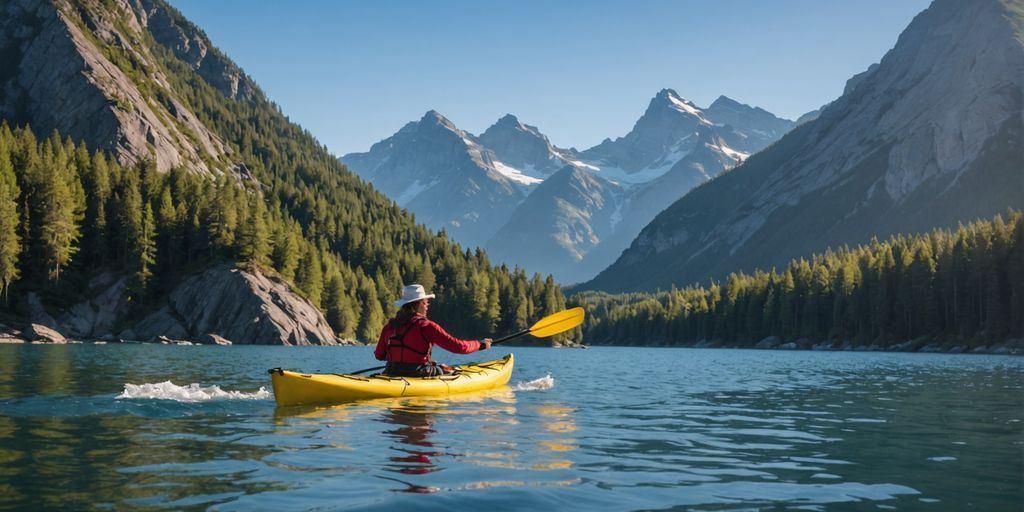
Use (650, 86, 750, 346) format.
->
(583, 0, 1024, 292)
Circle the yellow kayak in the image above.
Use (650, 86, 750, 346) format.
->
(268, 354, 514, 407)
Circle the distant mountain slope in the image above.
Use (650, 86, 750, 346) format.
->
(486, 165, 623, 281)
(584, 0, 1024, 292)
(340, 111, 532, 247)
(346, 89, 793, 283)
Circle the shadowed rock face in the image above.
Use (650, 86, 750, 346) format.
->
(0, 0, 242, 175)
(133, 264, 340, 345)
(586, 0, 1024, 292)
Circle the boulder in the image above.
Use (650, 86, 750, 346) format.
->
(133, 263, 339, 345)
(0, 325, 24, 344)
(58, 272, 128, 338)
(23, 324, 66, 344)
(198, 333, 233, 346)
(152, 335, 192, 345)
(132, 305, 190, 340)
(755, 336, 781, 349)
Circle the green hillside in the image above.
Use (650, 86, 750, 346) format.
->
(0, 0, 574, 343)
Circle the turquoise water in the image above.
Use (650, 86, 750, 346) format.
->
(0, 345, 1021, 511)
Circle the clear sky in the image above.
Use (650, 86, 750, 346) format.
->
(167, 0, 931, 156)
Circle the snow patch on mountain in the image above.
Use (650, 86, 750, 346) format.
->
(493, 160, 543, 186)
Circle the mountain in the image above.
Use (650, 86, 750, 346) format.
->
(0, 0, 571, 345)
(488, 91, 794, 283)
(485, 165, 623, 280)
(580, 89, 711, 180)
(341, 111, 547, 248)
(476, 114, 580, 177)
(585, 0, 1024, 292)
(347, 90, 794, 283)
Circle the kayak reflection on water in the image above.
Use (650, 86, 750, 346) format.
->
(379, 405, 446, 476)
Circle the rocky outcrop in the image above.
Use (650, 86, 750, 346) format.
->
(57, 272, 128, 338)
(24, 323, 66, 343)
(134, 263, 340, 345)
(138, 0, 254, 101)
(26, 292, 58, 329)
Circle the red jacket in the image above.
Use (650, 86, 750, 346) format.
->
(374, 315, 483, 364)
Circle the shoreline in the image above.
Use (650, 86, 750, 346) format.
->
(2, 337, 1020, 355)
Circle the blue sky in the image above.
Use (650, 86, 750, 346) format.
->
(167, 0, 930, 156)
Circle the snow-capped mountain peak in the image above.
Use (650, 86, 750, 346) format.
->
(662, 89, 710, 123)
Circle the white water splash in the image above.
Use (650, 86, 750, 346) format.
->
(116, 381, 271, 402)
(515, 374, 554, 391)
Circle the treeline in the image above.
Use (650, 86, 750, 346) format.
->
(572, 212, 1023, 348)
(0, 124, 570, 342)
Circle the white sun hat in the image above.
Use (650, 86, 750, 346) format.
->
(394, 284, 436, 308)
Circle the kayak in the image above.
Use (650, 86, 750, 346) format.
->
(268, 354, 514, 407)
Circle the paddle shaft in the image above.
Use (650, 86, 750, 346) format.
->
(493, 329, 530, 345)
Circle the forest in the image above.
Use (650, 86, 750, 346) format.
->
(572, 211, 1023, 349)
(0, 125, 569, 344)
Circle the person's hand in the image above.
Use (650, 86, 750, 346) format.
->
(439, 364, 453, 374)
(479, 338, 492, 351)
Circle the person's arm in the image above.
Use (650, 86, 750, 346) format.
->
(373, 325, 391, 361)
(421, 321, 486, 355)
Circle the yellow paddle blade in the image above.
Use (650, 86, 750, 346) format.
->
(528, 307, 585, 338)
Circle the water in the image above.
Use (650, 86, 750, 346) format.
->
(0, 345, 1021, 511)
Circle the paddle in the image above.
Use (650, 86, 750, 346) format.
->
(492, 306, 585, 345)
(345, 307, 586, 375)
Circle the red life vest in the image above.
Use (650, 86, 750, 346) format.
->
(384, 316, 432, 364)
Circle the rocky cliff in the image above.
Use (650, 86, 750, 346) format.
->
(0, 0, 246, 175)
(585, 0, 1024, 292)
(132, 264, 340, 345)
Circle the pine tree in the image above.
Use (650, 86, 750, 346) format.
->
(238, 193, 270, 267)
(357, 275, 384, 342)
(135, 202, 157, 292)
(0, 142, 20, 301)
(37, 158, 80, 282)
(296, 246, 323, 307)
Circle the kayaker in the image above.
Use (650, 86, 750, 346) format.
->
(374, 284, 492, 376)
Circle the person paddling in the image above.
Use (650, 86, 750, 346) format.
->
(374, 284, 492, 377)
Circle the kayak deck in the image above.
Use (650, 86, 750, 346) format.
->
(269, 354, 514, 407)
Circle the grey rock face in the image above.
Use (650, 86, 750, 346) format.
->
(138, 0, 254, 100)
(0, 0, 232, 175)
(134, 263, 339, 345)
(57, 272, 128, 338)
(26, 292, 58, 329)
(587, 0, 1024, 292)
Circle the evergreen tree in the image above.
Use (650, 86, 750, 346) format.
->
(0, 142, 20, 300)
(135, 202, 157, 292)
(296, 246, 323, 307)
(357, 274, 385, 342)
(36, 158, 80, 282)
(238, 193, 270, 267)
